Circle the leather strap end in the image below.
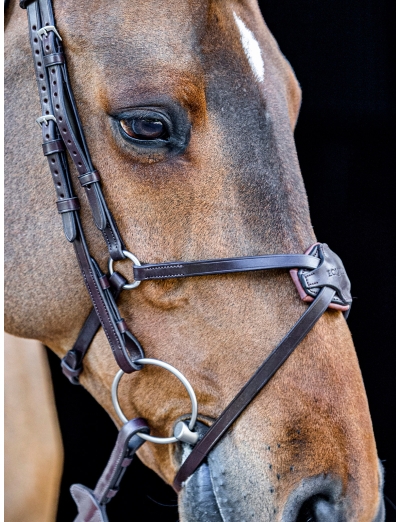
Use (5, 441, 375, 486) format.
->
(57, 197, 80, 214)
(105, 489, 118, 499)
(117, 319, 128, 333)
(85, 184, 107, 230)
(123, 331, 144, 370)
(99, 274, 110, 290)
(70, 484, 107, 522)
(61, 211, 78, 242)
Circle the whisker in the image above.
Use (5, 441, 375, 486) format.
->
(146, 495, 178, 507)
(385, 495, 396, 510)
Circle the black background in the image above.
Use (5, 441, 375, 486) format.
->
(47, 0, 395, 519)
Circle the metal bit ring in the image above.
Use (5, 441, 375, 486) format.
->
(112, 358, 198, 444)
(108, 250, 141, 290)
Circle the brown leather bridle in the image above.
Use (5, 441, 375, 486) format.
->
(19, 1, 352, 520)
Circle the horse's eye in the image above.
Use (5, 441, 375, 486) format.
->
(120, 117, 167, 140)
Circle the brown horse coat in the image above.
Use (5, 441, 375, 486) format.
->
(5, 0, 383, 519)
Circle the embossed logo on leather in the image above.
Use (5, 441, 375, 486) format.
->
(295, 243, 352, 308)
(327, 267, 344, 278)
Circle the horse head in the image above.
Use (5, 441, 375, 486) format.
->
(5, 0, 384, 520)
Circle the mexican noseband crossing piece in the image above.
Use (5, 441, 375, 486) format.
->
(19, 1, 352, 520)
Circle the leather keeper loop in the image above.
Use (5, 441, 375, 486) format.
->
(117, 319, 128, 333)
(60, 356, 82, 385)
(99, 274, 111, 290)
(106, 489, 118, 499)
(109, 271, 128, 290)
(57, 197, 80, 213)
(79, 170, 100, 186)
(42, 139, 65, 156)
(44, 53, 65, 67)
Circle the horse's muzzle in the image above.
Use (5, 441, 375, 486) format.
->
(176, 437, 386, 522)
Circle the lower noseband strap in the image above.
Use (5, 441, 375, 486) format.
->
(173, 286, 336, 492)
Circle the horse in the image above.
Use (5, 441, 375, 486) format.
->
(4, 0, 385, 520)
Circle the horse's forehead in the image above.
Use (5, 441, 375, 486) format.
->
(54, 0, 286, 78)
(50, 0, 305, 252)
(54, 0, 297, 131)
(57, 3, 196, 63)
(55, 0, 199, 49)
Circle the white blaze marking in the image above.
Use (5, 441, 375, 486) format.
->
(233, 12, 264, 83)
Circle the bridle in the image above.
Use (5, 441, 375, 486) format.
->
(18, 1, 352, 520)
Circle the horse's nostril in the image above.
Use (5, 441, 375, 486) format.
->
(296, 494, 340, 522)
(283, 474, 344, 522)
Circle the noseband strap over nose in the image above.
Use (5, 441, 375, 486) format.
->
(133, 253, 320, 280)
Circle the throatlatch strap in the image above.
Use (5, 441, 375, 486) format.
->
(173, 286, 335, 491)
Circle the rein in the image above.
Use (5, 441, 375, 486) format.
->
(19, 1, 352, 519)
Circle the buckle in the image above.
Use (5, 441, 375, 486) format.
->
(37, 25, 62, 41)
(290, 243, 352, 311)
(36, 115, 57, 127)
